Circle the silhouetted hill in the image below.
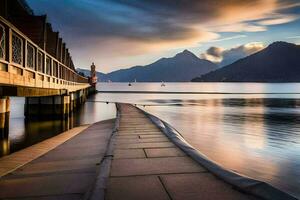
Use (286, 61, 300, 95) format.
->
(192, 42, 300, 82)
(107, 50, 217, 82)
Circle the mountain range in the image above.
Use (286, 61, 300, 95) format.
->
(192, 42, 300, 82)
(77, 50, 217, 82)
(78, 41, 300, 83)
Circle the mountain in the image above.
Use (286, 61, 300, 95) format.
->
(192, 42, 300, 82)
(78, 50, 217, 82)
(76, 68, 109, 82)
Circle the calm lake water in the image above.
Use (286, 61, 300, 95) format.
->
(0, 96, 116, 157)
(1, 82, 300, 198)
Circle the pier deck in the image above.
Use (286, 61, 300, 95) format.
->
(106, 104, 258, 200)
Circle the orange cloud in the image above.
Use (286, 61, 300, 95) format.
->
(257, 14, 299, 25)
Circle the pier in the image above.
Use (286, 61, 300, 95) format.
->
(0, 0, 97, 144)
(1, 103, 286, 200)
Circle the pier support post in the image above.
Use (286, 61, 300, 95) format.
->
(63, 95, 70, 115)
(0, 97, 10, 134)
(70, 93, 74, 112)
(0, 97, 10, 156)
(24, 88, 88, 119)
(25, 95, 71, 118)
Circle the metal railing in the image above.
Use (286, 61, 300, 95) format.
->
(0, 16, 89, 91)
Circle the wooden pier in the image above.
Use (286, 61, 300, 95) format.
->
(0, 103, 281, 200)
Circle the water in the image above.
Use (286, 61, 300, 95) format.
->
(96, 82, 300, 198)
(0, 95, 116, 157)
(1, 82, 300, 198)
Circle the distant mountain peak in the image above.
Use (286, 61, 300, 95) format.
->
(182, 49, 193, 54)
(268, 41, 296, 49)
(174, 49, 198, 59)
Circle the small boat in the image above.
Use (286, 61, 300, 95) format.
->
(161, 81, 165, 87)
(128, 82, 132, 86)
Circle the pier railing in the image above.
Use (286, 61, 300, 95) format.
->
(0, 16, 89, 92)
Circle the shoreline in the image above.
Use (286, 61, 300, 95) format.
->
(98, 90, 300, 94)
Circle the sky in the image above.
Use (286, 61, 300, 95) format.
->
(26, 0, 300, 72)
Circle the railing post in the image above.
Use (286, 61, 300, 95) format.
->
(8, 27, 11, 72)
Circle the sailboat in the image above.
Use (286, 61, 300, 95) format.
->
(161, 81, 166, 87)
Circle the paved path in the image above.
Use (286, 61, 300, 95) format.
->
(106, 104, 258, 200)
(0, 125, 90, 177)
(0, 119, 114, 200)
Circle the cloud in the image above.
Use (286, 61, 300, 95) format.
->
(287, 35, 300, 39)
(209, 35, 247, 43)
(257, 14, 298, 25)
(26, 0, 300, 70)
(209, 23, 267, 33)
(200, 42, 265, 66)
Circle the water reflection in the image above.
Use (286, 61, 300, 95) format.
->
(0, 131, 9, 156)
(0, 95, 116, 157)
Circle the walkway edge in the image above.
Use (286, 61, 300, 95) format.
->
(138, 106, 298, 200)
(0, 125, 90, 177)
(87, 104, 120, 200)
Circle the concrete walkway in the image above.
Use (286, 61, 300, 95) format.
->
(0, 125, 90, 177)
(0, 104, 263, 200)
(106, 104, 259, 200)
(0, 119, 115, 200)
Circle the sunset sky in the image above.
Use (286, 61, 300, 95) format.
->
(26, 0, 300, 72)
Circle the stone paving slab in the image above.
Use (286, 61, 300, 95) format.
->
(9, 157, 100, 176)
(11, 194, 83, 200)
(111, 154, 206, 177)
(115, 141, 175, 149)
(115, 137, 169, 144)
(115, 135, 139, 139)
(145, 147, 185, 158)
(0, 119, 115, 199)
(114, 149, 146, 159)
(0, 173, 94, 198)
(117, 131, 162, 135)
(107, 176, 170, 200)
(139, 135, 167, 139)
(160, 173, 256, 200)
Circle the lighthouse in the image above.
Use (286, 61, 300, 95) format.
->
(90, 62, 98, 87)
